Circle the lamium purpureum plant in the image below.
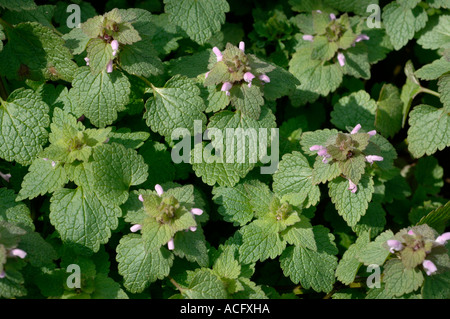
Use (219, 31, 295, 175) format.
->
(0, 0, 449, 302)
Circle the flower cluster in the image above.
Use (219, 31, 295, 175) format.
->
(205, 41, 270, 96)
(302, 11, 370, 67)
(130, 184, 203, 251)
(0, 248, 27, 278)
(387, 229, 450, 276)
(309, 124, 383, 193)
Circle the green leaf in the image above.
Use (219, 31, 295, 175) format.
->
(164, 0, 230, 45)
(330, 90, 377, 132)
(173, 229, 209, 267)
(0, 22, 77, 82)
(407, 104, 450, 158)
(289, 47, 343, 97)
(338, 154, 366, 185)
(230, 83, 264, 120)
(300, 128, 339, 156)
(145, 75, 206, 138)
(49, 186, 122, 252)
(312, 158, 341, 185)
(422, 271, 450, 299)
(192, 107, 276, 187)
(328, 174, 375, 227)
(183, 268, 228, 299)
(383, 2, 428, 51)
(213, 245, 241, 280)
(0, 88, 50, 165)
(69, 67, 131, 128)
(0, 0, 36, 11)
(335, 232, 370, 285)
(341, 45, 371, 80)
(212, 183, 255, 226)
(417, 200, 450, 234)
(86, 38, 114, 75)
(273, 151, 321, 208)
(92, 274, 129, 299)
(357, 230, 393, 266)
(439, 74, 450, 111)
(280, 245, 338, 293)
(238, 219, 286, 264)
(417, 15, 450, 50)
(0, 188, 33, 230)
(415, 57, 450, 81)
(119, 38, 164, 77)
(17, 158, 68, 201)
(375, 84, 403, 138)
(383, 258, 424, 297)
(0, 268, 26, 298)
(116, 234, 173, 294)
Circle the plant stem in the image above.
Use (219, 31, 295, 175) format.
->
(420, 87, 441, 98)
(0, 76, 8, 101)
(169, 276, 185, 293)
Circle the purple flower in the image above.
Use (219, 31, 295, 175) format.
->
(350, 123, 361, 134)
(84, 57, 90, 66)
(258, 74, 270, 83)
(155, 184, 164, 197)
(221, 82, 232, 96)
(407, 230, 415, 236)
(212, 47, 223, 62)
(138, 194, 144, 202)
(111, 40, 119, 56)
(423, 260, 437, 276)
(191, 208, 203, 216)
(387, 239, 404, 253)
(309, 145, 331, 163)
(106, 60, 113, 73)
(130, 224, 142, 233)
(205, 71, 210, 79)
(337, 52, 346, 67)
(167, 238, 175, 250)
(239, 41, 245, 52)
(348, 179, 357, 193)
(243, 72, 255, 87)
(302, 35, 314, 41)
(0, 171, 11, 183)
(354, 34, 370, 46)
(435, 232, 450, 246)
(189, 226, 197, 232)
(330, 13, 336, 20)
(365, 155, 384, 164)
(9, 248, 27, 259)
(0, 270, 5, 278)
(309, 145, 323, 151)
(367, 130, 377, 136)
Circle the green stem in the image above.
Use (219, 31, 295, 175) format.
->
(420, 87, 441, 98)
(169, 277, 185, 293)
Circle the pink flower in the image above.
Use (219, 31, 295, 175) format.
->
(167, 238, 175, 250)
(354, 34, 370, 45)
(138, 194, 144, 202)
(348, 179, 357, 193)
(221, 82, 232, 96)
(365, 155, 384, 164)
(84, 57, 90, 66)
(239, 41, 245, 52)
(350, 123, 361, 134)
(155, 184, 164, 197)
(387, 239, 403, 253)
(330, 13, 336, 20)
(191, 208, 203, 216)
(130, 224, 142, 232)
(309, 145, 323, 151)
(189, 226, 197, 232)
(205, 71, 210, 79)
(435, 232, 450, 246)
(106, 60, 113, 73)
(408, 230, 415, 236)
(258, 74, 270, 83)
(367, 130, 377, 136)
(111, 40, 119, 56)
(0, 171, 11, 183)
(0, 270, 5, 278)
(243, 72, 255, 87)
(302, 35, 314, 41)
(309, 145, 331, 163)
(423, 260, 437, 276)
(337, 52, 346, 67)
(212, 47, 223, 62)
(9, 248, 27, 259)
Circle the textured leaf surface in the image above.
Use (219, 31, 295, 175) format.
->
(335, 232, 370, 285)
(69, 67, 131, 128)
(183, 268, 228, 299)
(407, 104, 450, 158)
(383, 258, 424, 297)
(164, 0, 229, 45)
(0, 88, 50, 165)
(417, 15, 450, 50)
